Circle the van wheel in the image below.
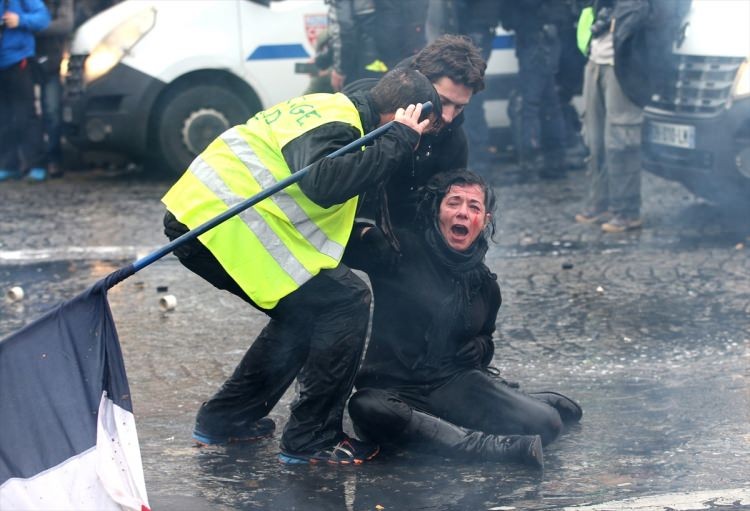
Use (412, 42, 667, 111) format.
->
(153, 84, 254, 176)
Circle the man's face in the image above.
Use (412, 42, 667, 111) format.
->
(438, 184, 489, 252)
(432, 76, 473, 130)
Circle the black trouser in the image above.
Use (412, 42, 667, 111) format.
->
(349, 369, 563, 447)
(0, 60, 45, 172)
(515, 34, 566, 159)
(168, 224, 371, 453)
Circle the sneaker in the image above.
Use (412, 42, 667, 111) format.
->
(25, 167, 48, 181)
(192, 417, 276, 446)
(574, 208, 612, 224)
(278, 436, 380, 465)
(0, 169, 20, 181)
(48, 162, 64, 179)
(601, 215, 643, 233)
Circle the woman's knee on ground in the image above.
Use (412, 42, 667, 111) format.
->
(348, 389, 412, 442)
(531, 404, 564, 446)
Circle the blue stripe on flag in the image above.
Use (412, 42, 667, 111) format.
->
(0, 280, 132, 483)
(247, 44, 310, 60)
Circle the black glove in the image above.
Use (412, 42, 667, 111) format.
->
(455, 335, 494, 368)
(361, 227, 400, 271)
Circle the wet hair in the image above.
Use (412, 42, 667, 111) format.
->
(370, 68, 442, 119)
(416, 169, 497, 240)
(412, 35, 486, 94)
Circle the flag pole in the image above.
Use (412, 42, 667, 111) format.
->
(131, 101, 432, 274)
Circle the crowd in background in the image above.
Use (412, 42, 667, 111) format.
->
(312, 0, 589, 179)
(311, 0, 687, 232)
(0, 0, 116, 182)
(1, 0, 686, 232)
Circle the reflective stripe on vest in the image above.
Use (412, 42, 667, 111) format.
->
(162, 93, 363, 309)
(188, 153, 312, 288)
(218, 130, 344, 262)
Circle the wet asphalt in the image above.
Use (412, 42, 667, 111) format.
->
(0, 162, 748, 510)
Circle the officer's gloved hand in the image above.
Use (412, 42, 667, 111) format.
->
(455, 335, 494, 368)
(361, 227, 400, 271)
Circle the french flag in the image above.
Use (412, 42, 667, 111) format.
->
(0, 271, 149, 510)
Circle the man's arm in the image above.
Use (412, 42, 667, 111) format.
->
(283, 104, 428, 208)
(326, 0, 356, 90)
(342, 224, 400, 273)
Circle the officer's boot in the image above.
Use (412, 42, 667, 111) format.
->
(539, 148, 567, 180)
(529, 391, 583, 424)
(400, 410, 544, 468)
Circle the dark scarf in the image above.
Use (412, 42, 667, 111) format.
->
(420, 223, 493, 368)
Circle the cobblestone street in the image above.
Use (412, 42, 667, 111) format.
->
(1, 164, 748, 510)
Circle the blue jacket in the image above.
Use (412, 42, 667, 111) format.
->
(0, 0, 50, 69)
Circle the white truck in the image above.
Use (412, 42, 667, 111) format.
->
(642, 0, 750, 209)
(61, 0, 520, 176)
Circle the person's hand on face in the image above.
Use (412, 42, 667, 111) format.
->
(394, 103, 431, 136)
(438, 184, 490, 251)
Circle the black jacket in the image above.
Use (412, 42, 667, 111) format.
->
(373, 0, 428, 69)
(164, 91, 420, 237)
(344, 228, 501, 388)
(288, 91, 420, 208)
(344, 76, 468, 228)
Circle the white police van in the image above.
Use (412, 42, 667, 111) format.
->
(61, 0, 519, 176)
(62, 0, 329, 175)
(642, 0, 750, 208)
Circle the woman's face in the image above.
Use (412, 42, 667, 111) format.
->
(438, 184, 490, 251)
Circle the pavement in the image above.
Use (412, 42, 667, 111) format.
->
(0, 162, 748, 510)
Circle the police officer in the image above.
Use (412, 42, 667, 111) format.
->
(501, 0, 569, 179)
(161, 68, 438, 465)
(326, 0, 428, 92)
(456, 0, 505, 178)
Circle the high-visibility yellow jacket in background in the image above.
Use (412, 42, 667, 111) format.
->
(162, 93, 363, 309)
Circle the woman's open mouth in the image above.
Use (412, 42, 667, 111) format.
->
(451, 225, 469, 236)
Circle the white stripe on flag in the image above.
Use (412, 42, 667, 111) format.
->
(96, 391, 150, 511)
(0, 392, 149, 511)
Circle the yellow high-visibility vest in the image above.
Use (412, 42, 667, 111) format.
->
(162, 93, 363, 309)
(577, 7, 595, 55)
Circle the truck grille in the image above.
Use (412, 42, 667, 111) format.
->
(650, 55, 744, 115)
(64, 54, 87, 100)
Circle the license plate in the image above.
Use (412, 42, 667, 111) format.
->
(648, 121, 695, 149)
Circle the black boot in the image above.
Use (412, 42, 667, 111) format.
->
(540, 149, 567, 180)
(400, 410, 544, 469)
(530, 391, 583, 424)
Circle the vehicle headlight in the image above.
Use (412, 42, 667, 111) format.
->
(59, 50, 69, 83)
(732, 59, 750, 98)
(84, 7, 156, 85)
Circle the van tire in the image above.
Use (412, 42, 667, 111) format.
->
(152, 84, 255, 176)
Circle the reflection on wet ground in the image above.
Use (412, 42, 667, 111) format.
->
(1, 169, 748, 509)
